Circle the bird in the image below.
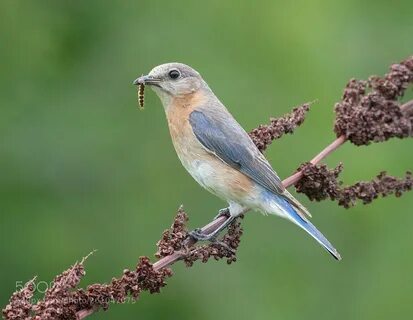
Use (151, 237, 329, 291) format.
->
(133, 63, 341, 260)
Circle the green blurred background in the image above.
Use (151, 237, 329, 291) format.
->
(1, 1, 412, 319)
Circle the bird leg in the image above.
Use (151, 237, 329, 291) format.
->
(189, 209, 235, 242)
(213, 207, 230, 220)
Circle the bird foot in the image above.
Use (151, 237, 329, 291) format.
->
(189, 214, 236, 242)
(213, 207, 230, 220)
(189, 228, 217, 242)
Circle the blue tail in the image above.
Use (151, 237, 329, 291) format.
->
(278, 198, 341, 260)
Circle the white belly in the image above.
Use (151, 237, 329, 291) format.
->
(183, 158, 223, 195)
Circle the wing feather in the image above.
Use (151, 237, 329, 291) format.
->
(189, 109, 285, 194)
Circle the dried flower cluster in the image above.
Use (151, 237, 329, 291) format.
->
(295, 163, 412, 208)
(34, 258, 87, 319)
(155, 206, 189, 258)
(3, 259, 88, 320)
(155, 207, 243, 265)
(293, 56, 413, 206)
(2, 279, 35, 320)
(182, 217, 243, 266)
(249, 102, 311, 152)
(3, 254, 172, 319)
(334, 56, 413, 145)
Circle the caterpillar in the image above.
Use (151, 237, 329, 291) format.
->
(137, 83, 145, 109)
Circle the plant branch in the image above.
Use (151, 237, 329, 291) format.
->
(283, 97, 412, 188)
(282, 135, 347, 187)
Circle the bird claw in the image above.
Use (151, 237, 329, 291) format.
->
(213, 207, 230, 220)
(189, 214, 236, 242)
(188, 230, 235, 254)
(189, 228, 217, 241)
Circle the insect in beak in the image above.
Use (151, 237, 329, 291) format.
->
(137, 83, 145, 109)
(133, 74, 161, 110)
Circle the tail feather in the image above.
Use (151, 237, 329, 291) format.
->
(278, 197, 341, 260)
(282, 189, 312, 218)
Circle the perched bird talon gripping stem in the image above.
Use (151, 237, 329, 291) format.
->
(189, 215, 237, 242)
(134, 63, 341, 260)
(188, 228, 212, 242)
(214, 207, 230, 220)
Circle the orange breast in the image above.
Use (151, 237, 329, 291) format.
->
(165, 91, 254, 202)
(166, 90, 209, 169)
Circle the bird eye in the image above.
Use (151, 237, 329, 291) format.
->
(168, 69, 180, 79)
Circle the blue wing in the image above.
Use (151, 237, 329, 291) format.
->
(189, 109, 285, 195)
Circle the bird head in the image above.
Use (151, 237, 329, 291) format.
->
(133, 63, 205, 106)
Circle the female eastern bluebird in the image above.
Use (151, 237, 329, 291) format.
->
(133, 63, 341, 260)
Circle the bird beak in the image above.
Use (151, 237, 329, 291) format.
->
(133, 75, 161, 86)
